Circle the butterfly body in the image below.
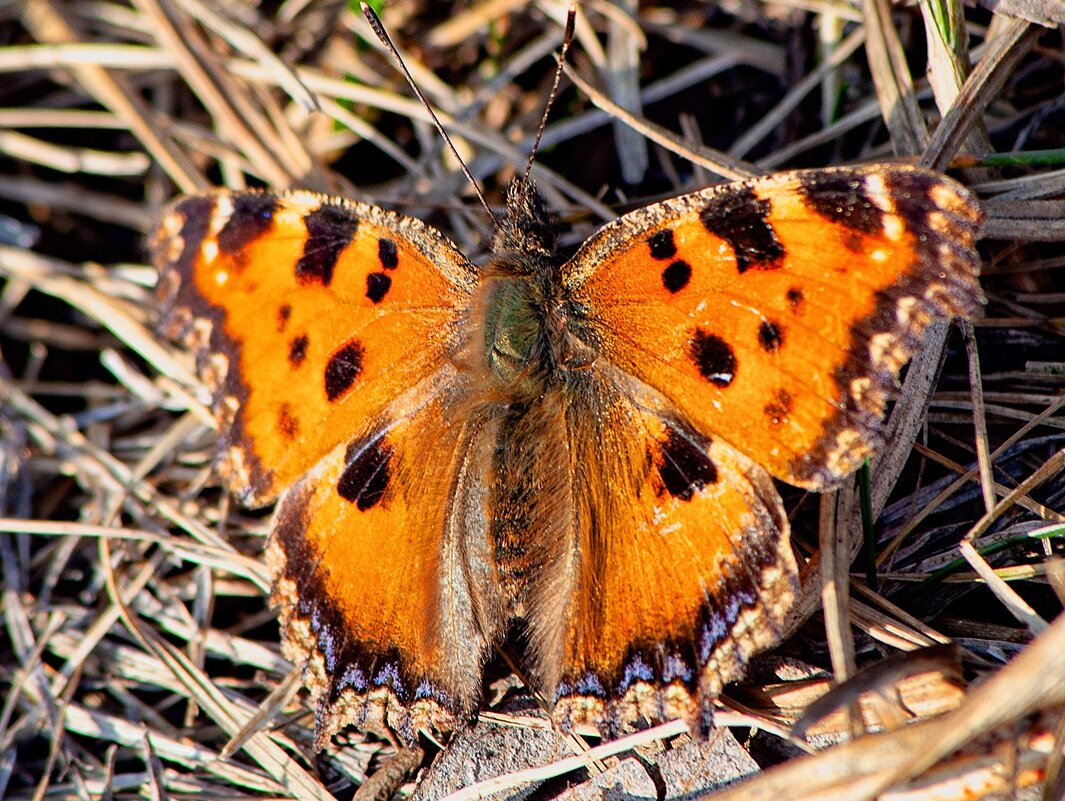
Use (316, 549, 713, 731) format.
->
(153, 164, 982, 747)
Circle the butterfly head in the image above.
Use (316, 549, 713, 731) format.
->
(490, 178, 556, 263)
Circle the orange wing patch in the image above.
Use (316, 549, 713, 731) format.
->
(565, 165, 983, 490)
(153, 191, 476, 506)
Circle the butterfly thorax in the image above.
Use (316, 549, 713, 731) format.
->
(480, 274, 550, 389)
(478, 179, 579, 395)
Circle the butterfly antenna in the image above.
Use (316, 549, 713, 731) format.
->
(523, 4, 577, 184)
(360, 3, 497, 224)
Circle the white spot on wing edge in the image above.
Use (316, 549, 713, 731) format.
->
(927, 210, 953, 236)
(864, 173, 894, 213)
(850, 375, 873, 404)
(868, 331, 906, 371)
(862, 173, 907, 241)
(201, 239, 220, 264)
(156, 210, 188, 264)
(928, 181, 978, 220)
(199, 194, 233, 264)
(895, 296, 919, 326)
(825, 427, 870, 476)
(882, 214, 905, 242)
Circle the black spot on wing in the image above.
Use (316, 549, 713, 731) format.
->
(278, 402, 299, 439)
(338, 435, 394, 511)
(690, 329, 736, 387)
(842, 231, 866, 253)
(218, 193, 277, 255)
(662, 260, 692, 293)
(277, 304, 292, 332)
(296, 204, 359, 287)
(648, 229, 677, 260)
(366, 272, 392, 304)
(799, 170, 884, 236)
(700, 185, 784, 273)
(325, 341, 363, 401)
(288, 334, 308, 367)
(764, 388, 792, 425)
(656, 428, 718, 501)
(378, 237, 398, 269)
(787, 287, 805, 310)
(758, 320, 783, 352)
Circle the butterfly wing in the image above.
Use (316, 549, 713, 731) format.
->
(563, 165, 983, 490)
(268, 381, 501, 745)
(153, 190, 477, 506)
(519, 371, 797, 732)
(153, 191, 487, 744)
(533, 165, 982, 731)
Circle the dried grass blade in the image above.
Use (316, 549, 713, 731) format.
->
(919, 0, 992, 157)
(133, 0, 296, 188)
(729, 27, 865, 160)
(959, 319, 996, 514)
(99, 536, 337, 800)
(20, 0, 204, 192)
(921, 18, 1040, 170)
(861, 0, 928, 155)
(708, 613, 1065, 801)
(564, 65, 756, 181)
(604, 0, 649, 183)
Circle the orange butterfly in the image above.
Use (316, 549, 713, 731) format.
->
(153, 163, 982, 747)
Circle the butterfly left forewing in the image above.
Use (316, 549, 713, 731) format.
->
(563, 165, 982, 491)
(153, 191, 476, 506)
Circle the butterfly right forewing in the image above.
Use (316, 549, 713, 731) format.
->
(563, 165, 983, 492)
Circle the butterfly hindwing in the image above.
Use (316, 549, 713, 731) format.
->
(267, 377, 501, 745)
(563, 165, 983, 491)
(516, 370, 797, 731)
(153, 191, 477, 506)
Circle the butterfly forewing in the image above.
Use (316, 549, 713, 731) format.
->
(563, 165, 983, 491)
(153, 191, 477, 506)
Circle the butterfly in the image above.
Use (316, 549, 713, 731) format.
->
(152, 162, 982, 748)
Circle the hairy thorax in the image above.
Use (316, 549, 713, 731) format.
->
(474, 254, 596, 400)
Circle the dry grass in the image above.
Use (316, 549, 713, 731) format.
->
(1, 0, 1064, 799)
